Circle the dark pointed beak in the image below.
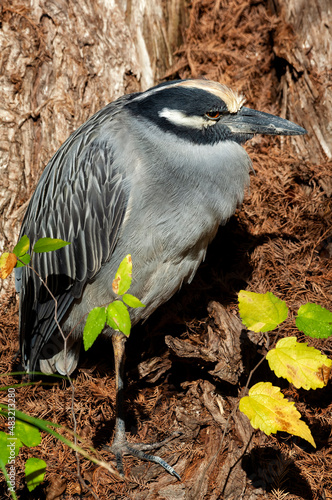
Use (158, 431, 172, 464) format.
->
(223, 107, 307, 136)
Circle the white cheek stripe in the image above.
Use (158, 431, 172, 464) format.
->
(159, 108, 216, 129)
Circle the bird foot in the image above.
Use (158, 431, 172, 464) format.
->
(104, 431, 181, 480)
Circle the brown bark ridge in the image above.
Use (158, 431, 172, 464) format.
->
(269, 0, 332, 162)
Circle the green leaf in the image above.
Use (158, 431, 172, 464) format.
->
(13, 235, 30, 257)
(112, 254, 132, 295)
(0, 432, 10, 468)
(15, 420, 41, 447)
(122, 294, 145, 308)
(33, 238, 70, 253)
(239, 382, 315, 447)
(296, 303, 332, 339)
(16, 254, 31, 268)
(0, 431, 21, 469)
(106, 301, 131, 337)
(266, 336, 332, 390)
(83, 307, 106, 351)
(0, 432, 20, 500)
(238, 290, 288, 332)
(25, 457, 46, 492)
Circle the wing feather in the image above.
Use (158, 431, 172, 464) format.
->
(16, 102, 130, 371)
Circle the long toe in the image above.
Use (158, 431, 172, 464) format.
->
(104, 433, 181, 480)
(125, 443, 181, 481)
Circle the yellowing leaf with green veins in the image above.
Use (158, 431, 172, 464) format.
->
(112, 254, 132, 295)
(83, 307, 106, 351)
(266, 337, 332, 389)
(238, 290, 288, 332)
(123, 293, 145, 308)
(106, 300, 131, 337)
(296, 303, 332, 339)
(239, 382, 315, 447)
(0, 252, 17, 279)
(25, 457, 46, 492)
(13, 235, 30, 257)
(33, 237, 70, 253)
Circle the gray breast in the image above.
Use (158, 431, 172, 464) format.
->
(63, 129, 252, 334)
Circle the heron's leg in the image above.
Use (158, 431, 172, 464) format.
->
(110, 331, 127, 474)
(108, 332, 181, 480)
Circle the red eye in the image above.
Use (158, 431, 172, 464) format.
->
(205, 111, 220, 120)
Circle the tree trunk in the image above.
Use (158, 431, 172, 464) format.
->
(269, 0, 332, 162)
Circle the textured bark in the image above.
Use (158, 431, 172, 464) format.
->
(269, 0, 332, 162)
(165, 302, 245, 385)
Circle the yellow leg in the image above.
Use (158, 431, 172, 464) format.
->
(111, 332, 127, 474)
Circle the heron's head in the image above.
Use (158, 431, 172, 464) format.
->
(125, 79, 306, 145)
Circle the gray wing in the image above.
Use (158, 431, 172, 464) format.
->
(16, 102, 130, 371)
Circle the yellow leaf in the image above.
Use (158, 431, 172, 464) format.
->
(239, 382, 315, 447)
(112, 255, 132, 295)
(0, 253, 17, 279)
(238, 290, 288, 332)
(266, 337, 332, 390)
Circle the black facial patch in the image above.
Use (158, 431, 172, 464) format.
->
(125, 86, 238, 145)
(127, 87, 228, 120)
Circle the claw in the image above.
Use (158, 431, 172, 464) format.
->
(104, 431, 181, 480)
(109, 333, 181, 480)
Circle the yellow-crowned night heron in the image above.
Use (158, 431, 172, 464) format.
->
(15, 79, 306, 479)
